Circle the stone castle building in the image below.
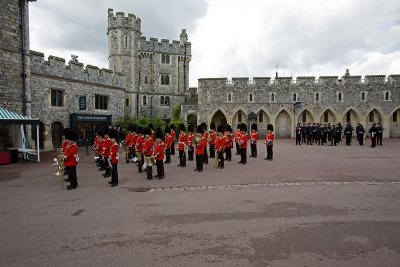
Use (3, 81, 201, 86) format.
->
(0, 1, 398, 152)
(182, 73, 400, 138)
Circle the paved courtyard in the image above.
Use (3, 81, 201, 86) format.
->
(1, 139, 400, 266)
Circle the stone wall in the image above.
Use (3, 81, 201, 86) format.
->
(182, 75, 400, 138)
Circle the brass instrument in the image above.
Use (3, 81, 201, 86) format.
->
(193, 136, 200, 147)
(214, 155, 221, 168)
(124, 145, 130, 161)
(53, 148, 65, 176)
(143, 155, 155, 169)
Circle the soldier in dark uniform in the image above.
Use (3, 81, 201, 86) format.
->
(295, 123, 302, 145)
(312, 123, 318, 144)
(318, 124, 325, 145)
(301, 123, 307, 143)
(330, 125, 336, 146)
(344, 122, 354, 146)
(327, 123, 332, 142)
(376, 122, 384, 146)
(337, 122, 343, 142)
(307, 123, 313, 145)
(356, 123, 365, 146)
(369, 123, 378, 148)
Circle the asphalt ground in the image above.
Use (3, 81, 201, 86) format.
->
(1, 138, 400, 266)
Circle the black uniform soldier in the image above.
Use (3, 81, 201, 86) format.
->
(295, 123, 302, 145)
(344, 122, 354, 146)
(327, 123, 332, 142)
(301, 123, 307, 143)
(307, 123, 313, 145)
(312, 123, 318, 144)
(330, 125, 336, 146)
(337, 122, 343, 142)
(369, 123, 378, 148)
(376, 122, 384, 146)
(356, 123, 365, 146)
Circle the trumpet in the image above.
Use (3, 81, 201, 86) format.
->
(53, 148, 65, 176)
(214, 155, 221, 168)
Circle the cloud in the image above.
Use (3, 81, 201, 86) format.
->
(29, 0, 400, 87)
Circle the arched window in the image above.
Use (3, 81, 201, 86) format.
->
(161, 54, 170, 64)
(124, 35, 129, 48)
(315, 93, 320, 102)
(361, 92, 365, 101)
(385, 91, 390, 101)
(369, 111, 374, 122)
(302, 112, 307, 123)
(324, 111, 329, 122)
(165, 96, 170, 106)
(161, 75, 170, 85)
(259, 112, 264, 123)
(160, 96, 165, 106)
(338, 92, 342, 101)
(238, 112, 243, 123)
(249, 93, 253, 102)
(165, 75, 169, 85)
(393, 111, 398, 123)
(346, 112, 351, 122)
(227, 93, 232, 102)
(144, 76, 148, 84)
(293, 93, 297, 102)
(142, 95, 147, 106)
(271, 93, 275, 102)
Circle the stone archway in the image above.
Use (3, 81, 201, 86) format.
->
(343, 108, 360, 126)
(187, 113, 198, 127)
(390, 108, 400, 137)
(257, 110, 270, 136)
(232, 109, 248, 129)
(320, 109, 337, 124)
(276, 110, 291, 138)
(211, 110, 227, 129)
(51, 121, 63, 149)
(297, 109, 314, 124)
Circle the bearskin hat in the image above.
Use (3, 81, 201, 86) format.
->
(237, 124, 241, 130)
(137, 126, 144, 135)
(108, 129, 119, 140)
(178, 123, 186, 132)
(251, 123, 257, 131)
(267, 124, 274, 131)
(155, 128, 164, 139)
(143, 127, 151, 136)
(128, 124, 137, 132)
(164, 126, 171, 134)
(201, 122, 207, 131)
(101, 126, 109, 137)
(148, 123, 154, 130)
(196, 124, 204, 134)
(169, 124, 176, 130)
(187, 124, 194, 133)
(225, 124, 232, 133)
(240, 123, 247, 132)
(210, 121, 216, 130)
(65, 129, 78, 142)
(217, 125, 224, 133)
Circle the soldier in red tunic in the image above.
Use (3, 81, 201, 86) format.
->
(265, 124, 275, 161)
(170, 124, 176, 155)
(238, 123, 248, 164)
(177, 123, 188, 167)
(224, 124, 233, 161)
(187, 125, 195, 161)
(215, 125, 226, 169)
(209, 122, 217, 158)
(135, 127, 145, 173)
(64, 129, 79, 190)
(102, 127, 112, 178)
(164, 127, 172, 164)
(234, 124, 242, 155)
(201, 122, 209, 165)
(250, 123, 258, 158)
(143, 127, 154, 180)
(108, 129, 119, 187)
(194, 125, 206, 172)
(153, 128, 166, 179)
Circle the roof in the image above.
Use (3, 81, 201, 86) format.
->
(0, 107, 40, 124)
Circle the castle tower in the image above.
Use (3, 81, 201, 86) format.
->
(107, 9, 141, 116)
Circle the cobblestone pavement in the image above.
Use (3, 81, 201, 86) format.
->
(1, 139, 400, 266)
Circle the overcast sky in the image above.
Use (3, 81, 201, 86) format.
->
(30, 0, 400, 87)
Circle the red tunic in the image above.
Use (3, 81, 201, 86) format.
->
(234, 130, 241, 143)
(164, 135, 173, 149)
(135, 135, 145, 153)
(131, 134, 138, 149)
(102, 138, 112, 157)
(187, 133, 194, 147)
(110, 142, 119, 164)
(64, 142, 78, 167)
(61, 140, 68, 152)
(225, 133, 233, 148)
(143, 137, 153, 157)
(153, 141, 165, 161)
(209, 131, 217, 145)
(215, 136, 226, 152)
(177, 132, 188, 151)
(170, 129, 176, 142)
(239, 133, 248, 148)
(250, 132, 258, 144)
(124, 133, 133, 147)
(265, 133, 275, 145)
(196, 136, 207, 155)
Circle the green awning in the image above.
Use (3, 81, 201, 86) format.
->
(0, 107, 40, 124)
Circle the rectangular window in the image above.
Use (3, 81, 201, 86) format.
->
(51, 89, 64, 107)
(95, 95, 108, 110)
(238, 112, 242, 123)
(393, 111, 398, 123)
(302, 112, 307, 123)
(161, 54, 170, 64)
(259, 112, 263, 123)
(125, 98, 130, 107)
(161, 74, 170, 85)
(124, 35, 129, 48)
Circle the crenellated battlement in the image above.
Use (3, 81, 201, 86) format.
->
(29, 50, 126, 89)
(138, 35, 191, 55)
(107, 8, 141, 33)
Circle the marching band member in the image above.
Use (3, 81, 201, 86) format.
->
(153, 128, 166, 179)
(209, 122, 217, 158)
(129, 124, 138, 162)
(264, 124, 274, 161)
(194, 125, 206, 172)
(201, 122, 209, 165)
(170, 124, 176, 155)
(108, 129, 119, 187)
(96, 129, 104, 168)
(177, 123, 188, 167)
(64, 129, 79, 190)
(164, 127, 172, 164)
(238, 123, 248, 164)
(250, 123, 258, 158)
(215, 125, 226, 169)
(143, 127, 154, 180)
(124, 125, 134, 163)
(102, 127, 112, 178)
(187, 125, 195, 161)
(234, 124, 242, 155)
(149, 123, 155, 140)
(224, 124, 233, 161)
(135, 127, 145, 173)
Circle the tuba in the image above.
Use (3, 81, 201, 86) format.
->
(53, 148, 65, 176)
